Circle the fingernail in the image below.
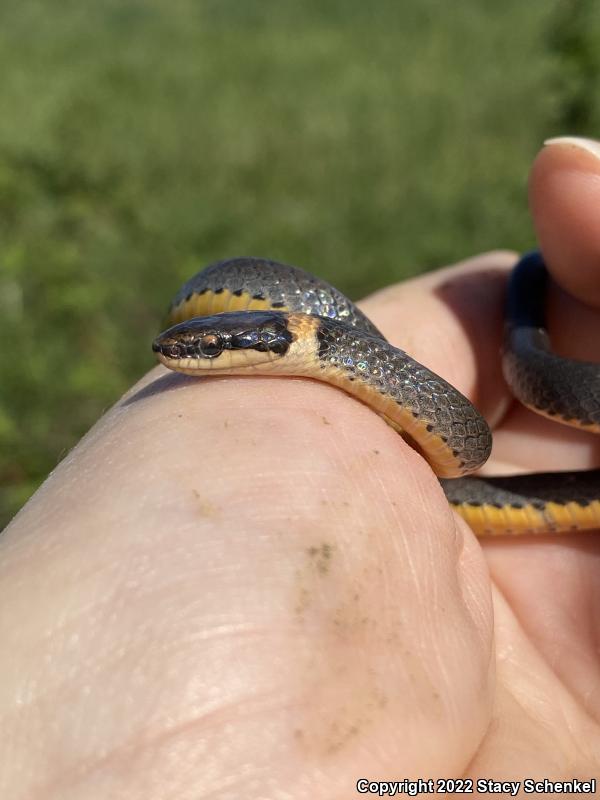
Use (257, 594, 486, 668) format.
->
(544, 135, 600, 161)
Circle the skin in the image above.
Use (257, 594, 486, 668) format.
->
(1, 141, 600, 798)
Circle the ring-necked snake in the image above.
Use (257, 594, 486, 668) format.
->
(152, 252, 600, 537)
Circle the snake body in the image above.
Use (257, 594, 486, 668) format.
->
(153, 253, 600, 537)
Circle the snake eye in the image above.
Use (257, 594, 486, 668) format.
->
(199, 334, 223, 357)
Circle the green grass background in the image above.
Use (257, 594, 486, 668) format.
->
(1, 0, 599, 527)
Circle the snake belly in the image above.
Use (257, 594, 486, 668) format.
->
(154, 253, 600, 536)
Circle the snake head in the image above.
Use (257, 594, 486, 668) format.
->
(152, 311, 293, 372)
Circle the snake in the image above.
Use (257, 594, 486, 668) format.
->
(152, 251, 600, 537)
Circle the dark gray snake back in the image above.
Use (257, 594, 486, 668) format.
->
(171, 256, 384, 338)
(315, 318, 492, 473)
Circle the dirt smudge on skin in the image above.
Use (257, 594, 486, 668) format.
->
(307, 542, 334, 575)
(191, 488, 218, 517)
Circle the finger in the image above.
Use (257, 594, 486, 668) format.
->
(489, 140, 600, 469)
(488, 403, 600, 474)
(530, 137, 600, 364)
(482, 542, 600, 724)
(530, 137, 600, 309)
(0, 368, 494, 794)
(466, 587, 600, 775)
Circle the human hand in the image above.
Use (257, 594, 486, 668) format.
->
(1, 138, 599, 798)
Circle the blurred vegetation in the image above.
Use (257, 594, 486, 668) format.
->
(1, 0, 600, 527)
